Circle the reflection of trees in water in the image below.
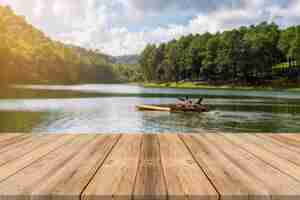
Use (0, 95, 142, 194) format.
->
(0, 87, 102, 99)
(139, 112, 211, 133)
(214, 111, 300, 133)
(0, 111, 48, 133)
(195, 101, 300, 133)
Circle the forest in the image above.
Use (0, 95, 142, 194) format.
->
(140, 22, 300, 86)
(2, 5, 300, 87)
(0, 5, 125, 85)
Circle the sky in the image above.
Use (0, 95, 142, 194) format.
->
(0, 0, 300, 56)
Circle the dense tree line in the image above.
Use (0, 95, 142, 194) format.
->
(0, 6, 120, 85)
(140, 22, 300, 85)
(113, 64, 143, 82)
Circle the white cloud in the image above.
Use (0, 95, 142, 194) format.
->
(268, 0, 300, 25)
(0, 0, 300, 56)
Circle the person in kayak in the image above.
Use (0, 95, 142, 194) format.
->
(176, 97, 187, 108)
(195, 97, 204, 105)
(176, 96, 193, 109)
(195, 97, 209, 112)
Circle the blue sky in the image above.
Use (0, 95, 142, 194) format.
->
(0, 0, 299, 56)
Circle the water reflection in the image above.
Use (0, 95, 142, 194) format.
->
(0, 111, 47, 132)
(0, 96, 300, 134)
(7, 84, 300, 99)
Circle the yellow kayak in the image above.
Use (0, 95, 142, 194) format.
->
(136, 105, 171, 112)
(136, 104, 209, 113)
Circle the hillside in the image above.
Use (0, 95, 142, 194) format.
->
(0, 6, 118, 84)
(110, 55, 139, 65)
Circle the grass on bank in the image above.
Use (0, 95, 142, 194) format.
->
(143, 82, 300, 92)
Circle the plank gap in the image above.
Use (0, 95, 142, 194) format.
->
(178, 134, 221, 200)
(79, 134, 122, 200)
(223, 134, 300, 184)
(0, 134, 78, 184)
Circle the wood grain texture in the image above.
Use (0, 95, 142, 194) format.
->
(0, 134, 24, 142)
(31, 134, 121, 199)
(0, 134, 76, 183)
(0, 133, 300, 200)
(82, 134, 142, 200)
(181, 134, 300, 200)
(261, 134, 300, 152)
(159, 134, 218, 200)
(0, 134, 31, 151)
(243, 134, 300, 166)
(279, 134, 300, 142)
(224, 134, 300, 182)
(0, 134, 96, 198)
(0, 134, 63, 167)
(133, 134, 167, 200)
(206, 134, 300, 200)
(0, 135, 44, 154)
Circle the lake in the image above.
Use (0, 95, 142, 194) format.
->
(1, 84, 300, 134)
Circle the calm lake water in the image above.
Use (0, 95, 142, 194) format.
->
(1, 84, 300, 134)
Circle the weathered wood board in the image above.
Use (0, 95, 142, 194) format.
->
(0, 133, 300, 200)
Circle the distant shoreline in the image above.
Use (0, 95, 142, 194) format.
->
(143, 82, 300, 92)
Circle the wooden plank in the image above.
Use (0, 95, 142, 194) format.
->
(279, 134, 300, 142)
(0, 134, 64, 167)
(133, 134, 167, 200)
(0, 134, 76, 182)
(242, 134, 300, 166)
(30, 134, 121, 198)
(258, 134, 300, 153)
(158, 134, 218, 200)
(272, 134, 300, 147)
(82, 134, 142, 200)
(0, 134, 31, 151)
(272, 133, 300, 142)
(224, 134, 300, 182)
(0, 134, 24, 142)
(181, 134, 255, 198)
(181, 134, 300, 199)
(0, 135, 40, 154)
(0, 134, 96, 198)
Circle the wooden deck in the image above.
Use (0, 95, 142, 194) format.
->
(0, 133, 300, 199)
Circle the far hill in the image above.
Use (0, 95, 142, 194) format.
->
(0, 5, 118, 85)
(109, 55, 139, 65)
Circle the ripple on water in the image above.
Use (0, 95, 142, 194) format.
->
(1, 84, 300, 133)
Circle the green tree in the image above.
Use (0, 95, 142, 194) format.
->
(187, 33, 212, 79)
(139, 44, 156, 81)
(202, 36, 220, 80)
(289, 29, 300, 63)
(0, 14, 11, 84)
(0, 5, 120, 84)
(278, 26, 297, 61)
